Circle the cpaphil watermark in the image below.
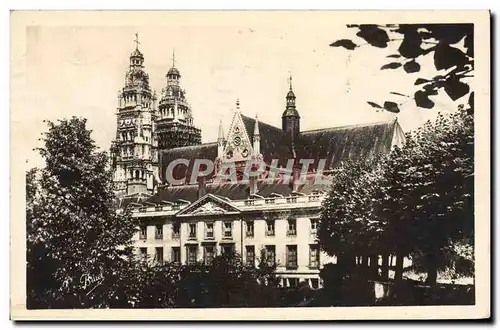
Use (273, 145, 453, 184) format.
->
(164, 158, 332, 186)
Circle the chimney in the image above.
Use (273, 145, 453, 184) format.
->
(197, 176, 207, 199)
(249, 176, 258, 196)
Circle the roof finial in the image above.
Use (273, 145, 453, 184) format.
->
(172, 48, 176, 67)
(134, 33, 140, 50)
(218, 119, 225, 141)
(254, 113, 260, 136)
(288, 72, 293, 91)
(236, 98, 240, 111)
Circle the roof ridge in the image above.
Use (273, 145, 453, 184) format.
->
(302, 119, 396, 134)
(240, 113, 281, 131)
(165, 141, 217, 152)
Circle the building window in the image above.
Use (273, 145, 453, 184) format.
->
(155, 225, 163, 240)
(223, 221, 232, 238)
(246, 245, 255, 267)
(187, 246, 197, 265)
(309, 244, 320, 268)
(286, 245, 298, 269)
(171, 247, 180, 264)
(204, 245, 215, 264)
(154, 247, 164, 264)
(172, 223, 180, 239)
(139, 247, 147, 260)
(310, 219, 318, 233)
(139, 226, 147, 240)
(189, 223, 197, 240)
(266, 221, 275, 236)
(265, 245, 276, 266)
(287, 218, 297, 236)
(287, 278, 299, 288)
(205, 222, 214, 239)
(245, 221, 254, 237)
(221, 244, 234, 255)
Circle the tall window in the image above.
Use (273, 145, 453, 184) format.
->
(172, 223, 180, 239)
(223, 221, 232, 238)
(187, 246, 197, 265)
(139, 226, 147, 240)
(309, 244, 320, 268)
(155, 225, 163, 240)
(287, 278, 299, 288)
(246, 245, 255, 267)
(286, 245, 298, 268)
(171, 247, 180, 264)
(154, 247, 164, 264)
(246, 221, 254, 237)
(310, 219, 318, 233)
(204, 245, 215, 264)
(205, 223, 214, 239)
(139, 247, 147, 260)
(266, 221, 275, 236)
(221, 244, 234, 255)
(287, 218, 297, 236)
(265, 245, 276, 266)
(189, 223, 197, 239)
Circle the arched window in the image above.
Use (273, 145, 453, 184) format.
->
(135, 170, 140, 179)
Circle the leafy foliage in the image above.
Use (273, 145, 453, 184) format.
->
(330, 24, 474, 111)
(319, 107, 474, 284)
(27, 117, 140, 308)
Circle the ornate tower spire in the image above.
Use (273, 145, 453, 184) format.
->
(111, 34, 158, 197)
(282, 73, 300, 145)
(156, 48, 202, 153)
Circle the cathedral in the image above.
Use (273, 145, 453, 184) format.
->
(111, 37, 406, 288)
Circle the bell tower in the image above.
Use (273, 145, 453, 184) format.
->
(110, 33, 159, 197)
(156, 50, 202, 152)
(282, 74, 300, 145)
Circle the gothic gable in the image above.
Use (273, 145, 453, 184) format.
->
(175, 193, 241, 217)
(222, 111, 253, 163)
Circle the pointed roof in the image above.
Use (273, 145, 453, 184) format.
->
(218, 120, 225, 140)
(253, 115, 260, 136)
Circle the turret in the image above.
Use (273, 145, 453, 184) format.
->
(282, 74, 300, 144)
(253, 114, 260, 155)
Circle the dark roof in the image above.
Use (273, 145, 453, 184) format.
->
(118, 176, 333, 208)
(297, 119, 398, 170)
(241, 114, 293, 165)
(160, 142, 218, 182)
(123, 118, 400, 208)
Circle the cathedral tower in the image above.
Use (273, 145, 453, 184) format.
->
(282, 74, 300, 145)
(156, 50, 202, 151)
(110, 34, 159, 197)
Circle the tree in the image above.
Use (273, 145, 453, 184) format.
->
(318, 156, 387, 273)
(319, 107, 474, 286)
(27, 117, 140, 308)
(330, 24, 474, 113)
(385, 107, 474, 284)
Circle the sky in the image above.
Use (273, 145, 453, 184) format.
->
(15, 13, 469, 169)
